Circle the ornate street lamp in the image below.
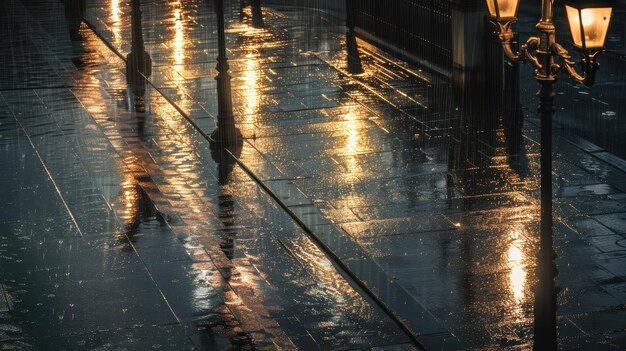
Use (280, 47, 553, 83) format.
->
(487, 0, 614, 85)
(562, 0, 614, 83)
(487, 0, 614, 350)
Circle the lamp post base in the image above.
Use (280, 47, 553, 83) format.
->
(346, 30, 364, 75)
(209, 127, 243, 153)
(209, 126, 243, 185)
(210, 136, 243, 185)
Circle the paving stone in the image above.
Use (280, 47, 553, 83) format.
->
(2, 0, 625, 349)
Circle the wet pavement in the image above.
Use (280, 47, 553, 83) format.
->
(0, 0, 418, 350)
(1, 0, 626, 350)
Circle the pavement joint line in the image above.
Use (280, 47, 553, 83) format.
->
(230, 146, 428, 350)
(275, 238, 302, 263)
(80, 13, 429, 351)
(2, 95, 84, 238)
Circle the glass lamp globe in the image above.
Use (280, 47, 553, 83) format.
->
(565, 0, 615, 50)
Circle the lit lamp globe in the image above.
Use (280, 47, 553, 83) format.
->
(565, 0, 615, 51)
(486, 0, 521, 21)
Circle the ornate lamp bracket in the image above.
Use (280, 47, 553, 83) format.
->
(494, 20, 541, 67)
(493, 19, 602, 88)
(552, 43, 601, 87)
(496, 20, 524, 61)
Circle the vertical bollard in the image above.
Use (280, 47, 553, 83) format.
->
(209, 0, 243, 151)
(126, 0, 152, 83)
(251, 0, 264, 28)
(346, 0, 364, 74)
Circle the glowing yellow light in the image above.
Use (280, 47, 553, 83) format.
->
(566, 5, 613, 49)
(173, 8, 185, 66)
(508, 244, 526, 303)
(485, 0, 520, 19)
(242, 54, 259, 125)
(111, 0, 122, 49)
(165, 0, 192, 118)
(345, 111, 359, 154)
(582, 10, 595, 27)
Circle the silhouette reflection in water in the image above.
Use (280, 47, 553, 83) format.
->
(63, 0, 86, 40)
(115, 74, 164, 251)
(211, 141, 243, 279)
(204, 134, 255, 349)
(116, 179, 163, 252)
(130, 77, 148, 138)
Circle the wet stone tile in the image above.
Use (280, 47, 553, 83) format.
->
(23, 324, 196, 351)
(3, 272, 177, 338)
(570, 217, 618, 237)
(589, 235, 626, 254)
(593, 213, 626, 234)
(560, 184, 620, 198)
(559, 284, 623, 316)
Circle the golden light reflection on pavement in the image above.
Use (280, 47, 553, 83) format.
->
(110, 0, 122, 48)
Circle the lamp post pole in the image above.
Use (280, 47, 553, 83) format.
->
(533, 2, 559, 349)
(210, 0, 242, 151)
(346, 0, 355, 30)
(487, 0, 614, 349)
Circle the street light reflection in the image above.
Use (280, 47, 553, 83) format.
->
(110, 0, 122, 48)
(166, 0, 192, 117)
(507, 226, 527, 307)
(342, 110, 367, 177)
(242, 53, 259, 129)
(116, 171, 140, 251)
(173, 7, 185, 65)
(290, 236, 368, 315)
